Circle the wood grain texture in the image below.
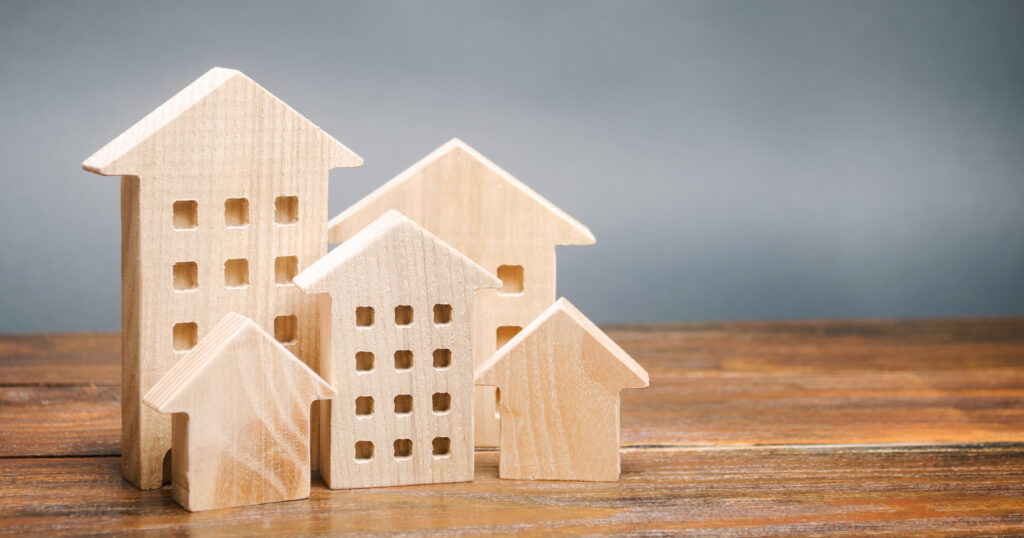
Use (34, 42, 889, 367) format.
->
(326, 139, 594, 448)
(296, 211, 501, 489)
(476, 298, 649, 481)
(142, 313, 335, 511)
(82, 67, 362, 489)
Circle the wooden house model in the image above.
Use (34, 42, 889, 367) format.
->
(143, 312, 335, 511)
(475, 298, 649, 482)
(326, 138, 594, 447)
(83, 67, 362, 489)
(295, 210, 500, 489)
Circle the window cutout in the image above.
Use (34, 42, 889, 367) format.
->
(433, 349, 452, 369)
(395, 305, 413, 326)
(172, 200, 198, 230)
(495, 387, 501, 419)
(224, 198, 249, 227)
(432, 392, 451, 413)
(172, 262, 198, 291)
(394, 394, 413, 414)
(355, 441, 374, 461)
(432, 437, 451, 457)
(393, 439, 412, 459)
(433, 304, 452, 324)
(355, 351, 374, 372)
(355, 306, 374, 327)
(274, 256, 298, 285)
(497, 265, 524, 295)
(355, 396, 374, 416)
(496, 326, 522, 349)
(172, 322, 197, 351)
(394, 350, 413, 370)
(274, 315, 297, 344)
(275, 195, 298, 224)
(224, 258, 249, 288)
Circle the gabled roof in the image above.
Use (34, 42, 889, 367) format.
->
(143, 312, 334, 414)
(327, 138, 595, 246)
(83, 67, 362, 176)
(295, 209, 501, 295)
(476, 298, 649, 392)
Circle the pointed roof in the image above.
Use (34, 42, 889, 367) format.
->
(327, 138, 594, 246)
(143, 313, 334, 414)
(83, 67, 362, 176)
(476, 298, 649, 392)
(296, 210, 501, 295)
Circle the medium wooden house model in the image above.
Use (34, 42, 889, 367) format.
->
(143, 312, 335, 511)
(326, 138, 594, 447)
(82, 67, 362, 489)
(295, 210, 500, 489)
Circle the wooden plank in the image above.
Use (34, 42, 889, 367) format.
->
(1, 446, 1022, 535)
(0, 386, 120, 457)
(0, 333, 119, 386)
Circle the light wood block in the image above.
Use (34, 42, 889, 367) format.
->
(82, 67, 361, 489)
(143, 313, 335, 511)
(295, 210, 500, 489)
(475, 298, 649, 481)
(327, 139, 594, 447)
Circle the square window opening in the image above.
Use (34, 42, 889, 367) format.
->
(394, 350, 413, 370)
(394, 305, 413, 326)
(224, 198, 249, 227)
(172, 262, 198, 291)
(393, 439, 412, 459)
(355, 306, 374, 327)
(497, 265, 524, 295)
(172, 200, 198, 230)
(274, 256, 298, 285)
(355, 441, 374, 461)
(275, 195, 299, 224)
(274, 315, 297, 344)
(394, 394, 413, 414)
(355, 351, 374, 372)
(432, 437, 451, 457)
(496, 326, 522, 349)
(433, 304, 452, 324)
(433, 392, 451, 413)
(355, 396, 374, 416)
(432, 349, 452, 369)
(224, 258, 249, 288)
(172, 322, 198, 351)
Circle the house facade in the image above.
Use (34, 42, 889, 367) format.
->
(296, 210, 500, 488)
(326, 139, 594, 447)
(83, 67, 362, 489)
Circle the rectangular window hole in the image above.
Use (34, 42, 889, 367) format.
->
(172, 200, 198, 230)
(275, 195, 299, 224)
(224, 198, 249, 227)
(495, 387, 501, 419)
(432, 349, 452, 369)
(172, 262, 198, 291)
(394, 350, 413, 370)
(355, 441, 374, 461)
(433, 304, 452, 324)
(432, 437, 451, 457)
(355, 351, 374, 372)
(394, 394, 413, 414)
(393, 439, 412, 459)
(224, 258, 249, 288)
(395, 305, 413, 326)
(172, 322, 197, 351)
(274, 256, 298, 285)
(355, 306, 374, 327)
(497, 326, 522, 349)
(497, 265, 524, 295)
(274, 315, 297, 344)
(432, 392, 451, 413)
(355, 396, 374, 416)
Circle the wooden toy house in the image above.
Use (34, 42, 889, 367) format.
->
(144, 312, 335, 511)
(475, 298, 649, 482)
(295, 210, 500, 489)
(82, 67, 362, 489)
(326, 139, 594, 447)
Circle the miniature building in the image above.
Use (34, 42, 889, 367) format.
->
(83, 67, 362, 489)
(326, 139, 594, 447)
(475, 298, 649, 482)
(295, 210, 500, 489)
(144, 313, 335, 512)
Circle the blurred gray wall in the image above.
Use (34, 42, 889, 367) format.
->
(1, 0, 1022, 333)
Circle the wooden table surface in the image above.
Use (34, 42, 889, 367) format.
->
(2, 319, 1023, 535)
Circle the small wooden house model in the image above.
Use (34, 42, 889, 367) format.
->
(83, 67, 362, 489)
(295, 210, 500, 489)
(327, 139, 594, 447)
(475, 298, 649, 482)
(143, 313, 335, 512)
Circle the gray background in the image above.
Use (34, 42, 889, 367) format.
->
(1, 0, 1022, 333)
